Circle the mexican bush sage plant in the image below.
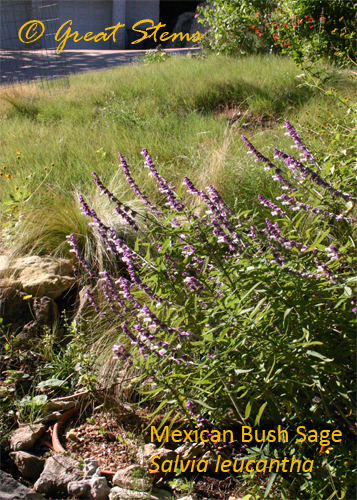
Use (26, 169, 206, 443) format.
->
(69, 121, 356, 499)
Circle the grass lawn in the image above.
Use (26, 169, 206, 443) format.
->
(0, 53, 355, 257)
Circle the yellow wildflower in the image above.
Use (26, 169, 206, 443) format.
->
(23, 295, 33, 300)
(5, 174, 12, 179)
(17, 151, 22, 155)
(319, 446, 333, 455)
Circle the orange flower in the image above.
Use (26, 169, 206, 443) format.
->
(5, 173, 12, 179)
(319, 446, 333, 455)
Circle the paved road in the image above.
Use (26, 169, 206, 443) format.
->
(0, 48, 200, 85)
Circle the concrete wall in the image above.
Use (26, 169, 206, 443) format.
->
(112, 0, 126, 49)
(0, 0, 160, 50)
(125, 1, 159, 48)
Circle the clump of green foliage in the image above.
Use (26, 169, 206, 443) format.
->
(74, 112, 356, 498)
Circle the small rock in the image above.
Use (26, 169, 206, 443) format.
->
(113, 465, 152, 492)
(9, 451, 45, 480)
(36, 411, 62, 424)
(0, 470, 43, 499)
(9, 424, 46, 451)
(68, 480, 91, 498)
(15, 321, 43, 342)
(84, 458, 100, 477)
(137, 443, 158, 465)
(109, 487, 152, 500)
(0, 255, 75, 299)
(34, 455, 82, 495)
(32, 296, 59, 325)
(137, 444, 178, 470)
(47, 400, 76, 411)
(176, 442, 205, 461)
(201, 450, 218, 472)
(89, 473, 111, 500)
(151, 488, 174, 499)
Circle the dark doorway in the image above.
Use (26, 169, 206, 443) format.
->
(160, 1, 201, 35)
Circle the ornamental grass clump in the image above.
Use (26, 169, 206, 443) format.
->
(70, 121, 356, 499)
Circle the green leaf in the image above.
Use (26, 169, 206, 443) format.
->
(254, 402, 267, 426)
(264, 472, 277, 498)
(245, 396, 254, 420)
(36, 378, 65, 389)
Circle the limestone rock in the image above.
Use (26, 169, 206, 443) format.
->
(109, 487, 173, 500)
(137, 443, 158, 465)
(176, 441, 205, 461)
(137, 444, 178, 469)
(113, 465, 152, 492)
(34, 455, 82, 495)
(9, 451, 45, 479)
(0, 470, 44, 500)
(84, 458, 100, 477)
(109, 487, 151, 500)
(201, 450, 218, 472)
(32, 296, 59, 324)
(47, 399, 76, 411)
(9, 424, 46, 451)
(151, 488, 174, 500)
(67, 467, 110, 499)
(67, 480, 91, 498)
(0, 255, 75, 299)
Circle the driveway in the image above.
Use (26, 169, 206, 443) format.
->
(0, 48, 200, 85)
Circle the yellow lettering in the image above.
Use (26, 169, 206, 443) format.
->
(149, 455, 160, 473)
(290, 455, 301, 472)
(210, 430, 221, 442)
(191, 31, 206, 42)
(151, 425, 169, 443)
(269, 459, 280, 472)
(256, 460, 267, 472)
(233, 460, 245, 473)
(246, 460, 255, 472)
(171, 32, 191, 43)
(255, 430, 265, 443)
(94, 32, 106, 42)
(331, 430, 342, 442)
(84, 32, 95, 41)
(161, 460, 173, 473)
(103, 22, 125, 42)
(171, 430, 182, 442)
(277, 425, 288, 442)
(131, 19, 154, 45)
(200, 430, 209, 442)
(72, 32, 83, 42)
(308, 430, 318, 443)
(296, 426, 306, 443)
(55, 20, 74, 54)
(267, 430, 276, 442)
(197, 460, 208, 472)
(183, 430, 193, 442)
(214, 454, 221, 473)
(223, 430, 233, 442)
(302, 460, 314, 472)
(18, 20, 45, 43)
(242, 426, 252, 442)
(160, 32, 172, 42)
(221, 460, 231, 472)
(319, 430, 331, 446)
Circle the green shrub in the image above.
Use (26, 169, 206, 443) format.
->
(72, 120, 356, 498)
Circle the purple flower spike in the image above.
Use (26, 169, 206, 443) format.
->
(141, 149, 186, 212)
(67, 233, 93, 276)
